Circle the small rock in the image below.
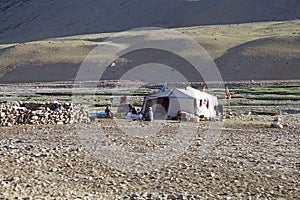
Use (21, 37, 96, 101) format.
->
(209, 172, 215, 177)
(49, 167, 58, 172)
(31, 115, 39, 120)
(0, 112, 5, 117)
(167, 194, 177, 200)
(272, 122, 283, 128)
(1, 181, 9, 187)
(177, 194, 186, 200)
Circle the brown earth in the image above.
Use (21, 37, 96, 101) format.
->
(216, 36, 300, 81)
(0, 116, 299, 199)
(0, 63, 81, 83)
(0, 33, 299, 83)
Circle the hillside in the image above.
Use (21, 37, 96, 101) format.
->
(0, 0, 299, 43)
(216, 36, 300, 81)
(0, 20, 299, 83)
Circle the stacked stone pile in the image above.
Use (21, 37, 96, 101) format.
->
(130, 192, 195, 200)
(0, 101, 90, 126)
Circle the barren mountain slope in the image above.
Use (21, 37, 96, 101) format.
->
(0, 20, 299, 83)
(216, 36, 300, 81)
(1, 0, 299, 43)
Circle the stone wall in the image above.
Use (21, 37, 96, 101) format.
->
(0, 101, 90, 127)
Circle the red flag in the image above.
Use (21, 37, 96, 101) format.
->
(225, 87, 231, 99)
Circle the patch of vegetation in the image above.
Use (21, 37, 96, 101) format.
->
(36, 88, 156, 97)
(252, 110, 278, 116)
(250, 95, 300, 101)
(228, 101, 300, 106)
(230, 85, 300, 96)
(227, 85, 300, 101)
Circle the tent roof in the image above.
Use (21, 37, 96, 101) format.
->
(146, 90, 173, 99)
(145, 86, 211, 100)
(176, 87, 210, 98)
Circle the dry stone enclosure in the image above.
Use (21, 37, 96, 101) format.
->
(0, 101, 90, 126)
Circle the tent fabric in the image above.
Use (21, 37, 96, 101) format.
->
(142, 86, 218, 119)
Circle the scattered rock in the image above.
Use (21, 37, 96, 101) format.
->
(0, 101, 90, 126)
(0, 110, 298, 199)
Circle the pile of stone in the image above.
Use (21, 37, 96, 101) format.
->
(271, 116, 283, 128)
(130, 192, 197, 200)
(0, 101, 90, 126)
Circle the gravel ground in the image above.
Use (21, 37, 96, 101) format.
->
(0, 116, 299, 199)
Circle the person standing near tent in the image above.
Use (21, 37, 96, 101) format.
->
(217, 104, 224, 120)
(148, 107, 153, 121)
(144, 106, 153, 121)
(161, 85, 166, 92)
(161, 82, 167, 92)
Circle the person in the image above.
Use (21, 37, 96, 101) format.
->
(132, 107, 137, 114)
(161, 85, 166, 92)
(105, 105, 112, 118)
(144, 107, 153, 121)
(128, 104, 137, 114)
(148, 107, 153, 121)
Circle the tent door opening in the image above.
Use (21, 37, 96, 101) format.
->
(145, 97, 169, 119)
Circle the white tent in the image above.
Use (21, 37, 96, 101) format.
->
(141, 86, 218, 119)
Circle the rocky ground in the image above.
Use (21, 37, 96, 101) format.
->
(0, 114, 299, 199)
